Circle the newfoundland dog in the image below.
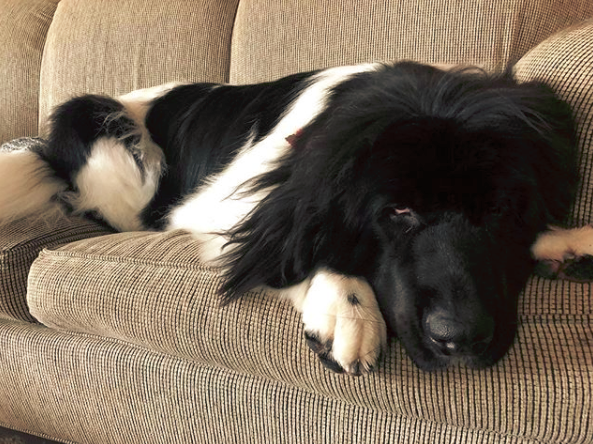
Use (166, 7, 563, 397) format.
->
(0, 61, 581, 375)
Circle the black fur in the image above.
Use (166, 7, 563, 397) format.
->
(143, 72, 316, 227)
(45, 95, 140, 186)
(219, 63, 577, 370)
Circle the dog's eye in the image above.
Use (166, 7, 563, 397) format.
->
(392, 206, 412, 216)
(384, 205, 423, 231)
(383, 205, 418, 222)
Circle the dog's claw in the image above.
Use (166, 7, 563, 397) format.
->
(304, 331, 326, 354)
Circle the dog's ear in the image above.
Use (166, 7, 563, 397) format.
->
(523, 82, 579, 225)
(217, 185, 320, 299)
(218, 151, 380, 300)
(506, 81, 578, 232)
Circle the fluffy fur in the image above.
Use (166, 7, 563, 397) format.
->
(0, 61, 580, 374)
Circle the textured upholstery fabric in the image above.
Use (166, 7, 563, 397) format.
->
(0, 0, 58, 143)
(2, 319, 544, 444)
(230, 0, 593, 84)
(0, 215, 111, 322)
(38, 0, 240, 131)
(0, 1, 592, 443)
(27, 230, 593, 443)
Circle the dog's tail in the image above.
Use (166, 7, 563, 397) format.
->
(0, 94, 164, 230)
(0, 148, 67, 226)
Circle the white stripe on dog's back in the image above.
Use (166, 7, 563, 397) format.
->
(118, 82, 181, 128)
(166, 63, 381, 263)
(0, 150, 67, 226)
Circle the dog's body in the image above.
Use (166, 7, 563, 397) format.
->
(0, 61, 583, 374)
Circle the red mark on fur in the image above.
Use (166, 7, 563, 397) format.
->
(286, 128, 304, 147)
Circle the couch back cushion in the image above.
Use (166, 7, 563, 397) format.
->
(38, 0, 240, 130)
(0, 0, 58, 143)
(1, 0, 592, 141)
(229, 0, 593, 84)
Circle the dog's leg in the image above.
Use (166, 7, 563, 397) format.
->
(532, 226, 593, 280)
(44, 87, 174, 232)
(284, 268, 387, 375)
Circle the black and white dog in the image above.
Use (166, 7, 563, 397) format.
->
(0, 61, 586, 374)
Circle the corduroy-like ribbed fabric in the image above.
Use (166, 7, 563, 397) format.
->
(230, 0, 593, 84)
(0, 0, 58, 143)
(38, 0, 240, 132)
(1, 1, 592, 443)
(1, 319, 559, 444)
(27, 229, 593, 443)
(0, 215, 113, 323)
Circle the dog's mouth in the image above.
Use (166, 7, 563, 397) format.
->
(391, 315, 512, 372)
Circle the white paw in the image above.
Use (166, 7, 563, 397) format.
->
(532, 226, 593, 281)
(532, 225, 593, 261)
(301, 269, 387, 375)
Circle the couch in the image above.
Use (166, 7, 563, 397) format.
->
(1, 1, 592, 443)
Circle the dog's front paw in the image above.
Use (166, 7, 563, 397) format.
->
(301, 270, 387, 375)
(532, 226, 593, 281)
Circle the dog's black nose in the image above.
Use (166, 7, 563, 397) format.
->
(424, 310, 494, 356)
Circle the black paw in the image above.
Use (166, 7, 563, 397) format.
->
(535, 255, 593, 281)
(562, 254, 593, 281)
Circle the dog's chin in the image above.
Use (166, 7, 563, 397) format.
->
(402, 327, 515, 372)
(405, 347, 499, 372)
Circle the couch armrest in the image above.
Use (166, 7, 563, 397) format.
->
(514, 17, 593, 227)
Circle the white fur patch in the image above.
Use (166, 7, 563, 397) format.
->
(299, 269, 387, 374)
(118, 82, 181, 127)
(531, 225, 593, 261)
(166, 63, 381, 263)
(0, 150, 66, 226)
(69, 138, 161, 231)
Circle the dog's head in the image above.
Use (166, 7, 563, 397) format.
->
(363, 65, 578, 370)
(222, 62, 578, 371)
(367, 117, 547, 370)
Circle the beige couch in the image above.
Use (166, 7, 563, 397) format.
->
(1, 1, 592, 443)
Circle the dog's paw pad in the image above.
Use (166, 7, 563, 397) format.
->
(301, 270, 387, 375)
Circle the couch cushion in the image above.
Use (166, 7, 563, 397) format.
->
(28, 230, 592, 442)
(230, 0, 593, 84)
(0, 216, 113, 322)
(0, 0, 58, 143)
(39, 0, 240, 130)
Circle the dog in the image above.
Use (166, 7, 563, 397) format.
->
(0, 61, 583, 375)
